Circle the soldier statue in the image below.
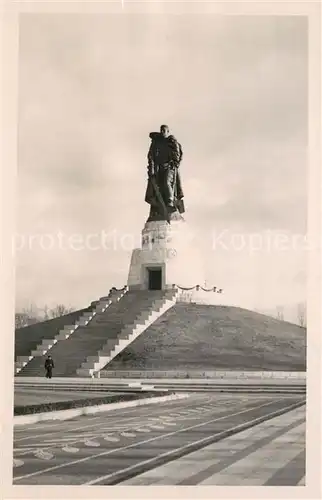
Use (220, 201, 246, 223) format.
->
(145, 124, 185, 223)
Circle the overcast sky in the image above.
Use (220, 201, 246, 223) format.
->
(16, 14, 308, 317)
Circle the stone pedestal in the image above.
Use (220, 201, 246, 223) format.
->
(127, 217, 204, 290)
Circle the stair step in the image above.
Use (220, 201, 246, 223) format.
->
(15, 361, 27, 368)
(78, 293, 176, 375)
(41, 338, 56, 346)
(17, 355, 33, 362)
(17, 290, 175, 377)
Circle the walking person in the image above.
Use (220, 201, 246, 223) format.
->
(44, 355, 54, 379)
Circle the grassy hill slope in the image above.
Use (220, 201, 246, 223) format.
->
(15, 307, 92, 359)
(104, 304, 306, 372)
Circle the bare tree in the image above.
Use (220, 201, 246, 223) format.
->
(15, 303, 75, 327)
(276, 305, 285, 321)
(15, 305, 40, 328)
(43, 305, 50, 321)
(15, 312, 30, 329)
(297, 302, 306, 327)
(49, 304, 74, 318)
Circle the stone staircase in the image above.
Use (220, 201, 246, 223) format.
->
(16, 287, 127, 376)
(77, 289, 179, 377)
(17, 289, 178, 378)
(15, 307, 92, 374)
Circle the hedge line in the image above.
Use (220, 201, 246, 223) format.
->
(14, 390, 173, 416)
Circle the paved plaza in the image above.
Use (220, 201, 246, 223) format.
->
(122, 403, 305, 485)
(13, 392, 305, 486)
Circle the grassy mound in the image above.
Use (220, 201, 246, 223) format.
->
(15, 307, 92, 358)
(105, 304, 306, 372)
(14, 391, 172, 415)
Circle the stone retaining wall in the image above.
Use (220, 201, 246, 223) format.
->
(100, 370, 306, 380)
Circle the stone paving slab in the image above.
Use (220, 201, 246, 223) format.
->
(121, 405, 306, 486)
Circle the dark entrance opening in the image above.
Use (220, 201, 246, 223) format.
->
(148, 268, 162, 290)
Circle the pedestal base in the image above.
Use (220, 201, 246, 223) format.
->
(127, 218, 204, 290)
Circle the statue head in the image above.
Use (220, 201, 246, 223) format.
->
(160, 124, 170, 138)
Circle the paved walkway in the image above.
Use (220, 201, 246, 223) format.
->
(13, 393, 304, 485)
(121, 405, 306, 486)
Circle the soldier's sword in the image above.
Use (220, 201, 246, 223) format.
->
(150, 174, 170, 224)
